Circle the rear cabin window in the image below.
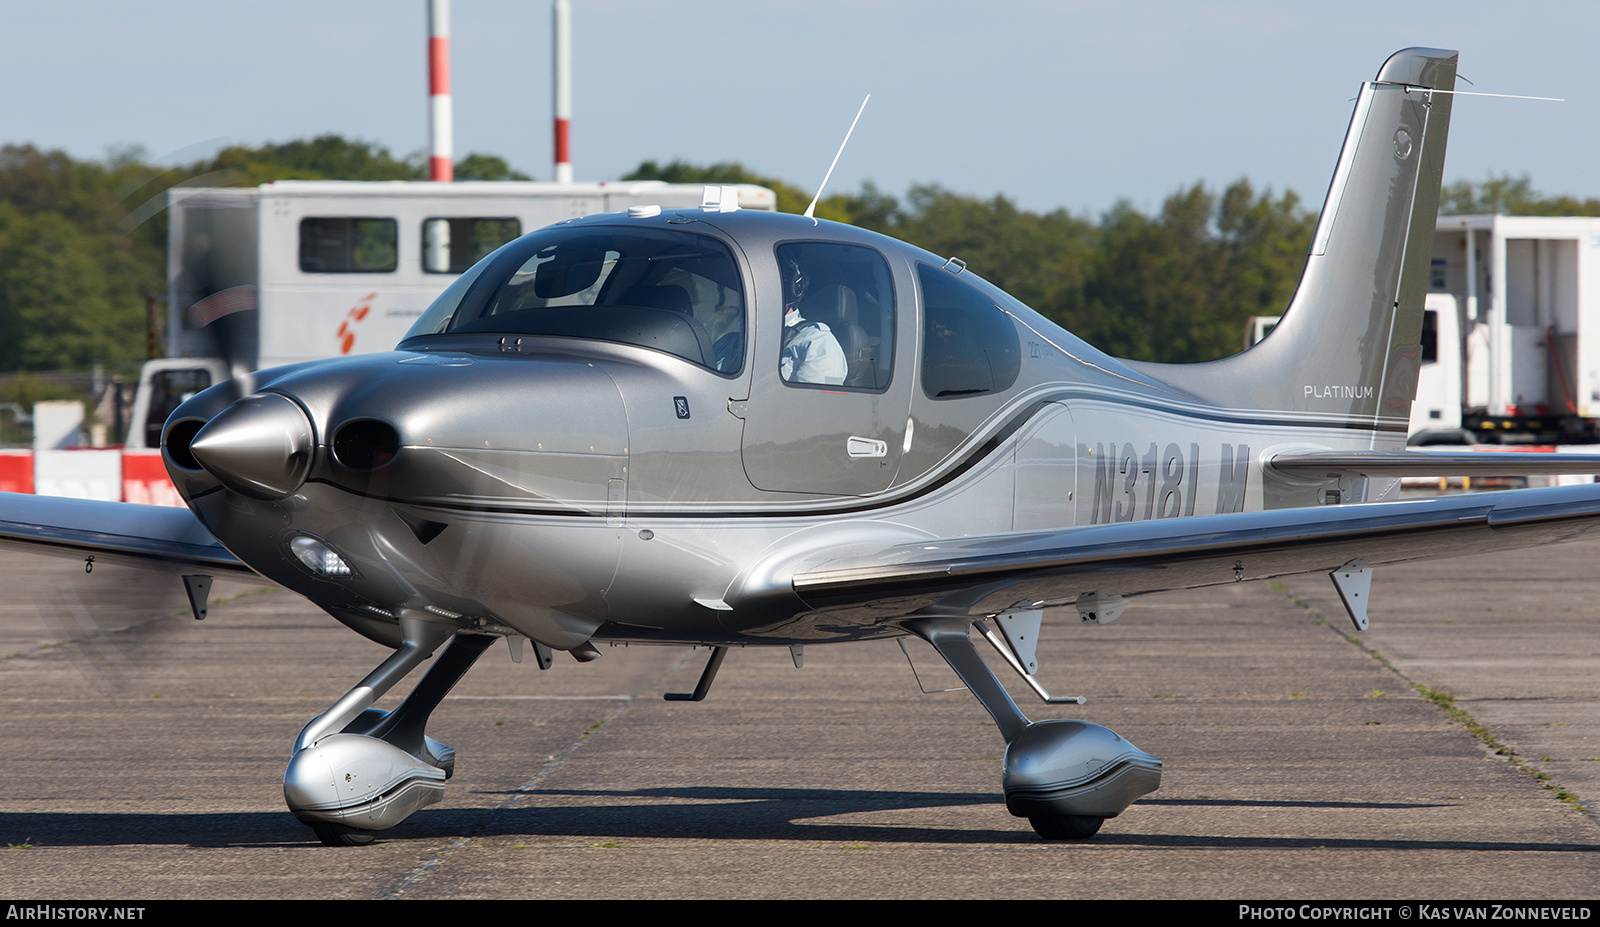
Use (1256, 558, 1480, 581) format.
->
(422, 217, 522, 273)
(918, 263, 1021, 398)
(403, 227, 745, 374)
(299, 218, 398, 273)
(774, 241, 895, 390)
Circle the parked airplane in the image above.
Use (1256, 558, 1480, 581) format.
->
(5, 47, 1600, 846)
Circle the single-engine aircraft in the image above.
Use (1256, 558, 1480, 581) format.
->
(7, 47, 1600, 846)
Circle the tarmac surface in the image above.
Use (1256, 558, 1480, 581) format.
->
(2, 525, 1598, 900)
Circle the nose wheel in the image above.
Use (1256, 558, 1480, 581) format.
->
(1028, 814, 1103, 841)
(284, 613, 496, 844)
(311, 821, 377, 847)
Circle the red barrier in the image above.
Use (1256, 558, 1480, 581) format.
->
(121, 450, 183, 507)
(0, 450, 32, 494)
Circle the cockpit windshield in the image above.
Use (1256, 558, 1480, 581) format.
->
(403, 227, 746, 374)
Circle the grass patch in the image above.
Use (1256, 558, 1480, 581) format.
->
(1413, 684, 1587, 813)
(1272, 582, 1592, 820)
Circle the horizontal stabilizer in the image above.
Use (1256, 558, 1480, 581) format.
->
(1268, 449, 1600, 477)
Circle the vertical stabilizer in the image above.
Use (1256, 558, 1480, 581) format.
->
(1128, 48, 1457, 443)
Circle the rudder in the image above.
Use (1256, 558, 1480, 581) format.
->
(1127, 48, 1458, 444)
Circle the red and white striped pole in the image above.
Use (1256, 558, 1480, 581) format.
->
(552, 0, 572, 184)
(428, 0, 453, 182)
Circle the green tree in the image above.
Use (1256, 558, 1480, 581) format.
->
(0, 204, 146, 371)
(617, 160, 1316, 362)
(198, 135, 423, 185)
(1215, 181, 1315, 353)
(829, 180, 902, 232)
(0, 137, 563, 374)
(1079, 181, 1313, 363)
(1440, 173, 1600, 217)
(870, 184, 1097, 335)
(12, 141, 1599, 376)
(621, 158, 856, 220)
(0, 147, 165, 373)
(454, 153, 532, 181)
(1081, 187, 1218, 362)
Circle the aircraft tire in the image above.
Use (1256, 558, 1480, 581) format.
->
(310, 821, 377, 847)
(1029, 814, 1103, 840)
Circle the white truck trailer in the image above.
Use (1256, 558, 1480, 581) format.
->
(1423, 214, 1600, 444)
(1252, 214, 1600, 444)
(127, 179, 776, 448)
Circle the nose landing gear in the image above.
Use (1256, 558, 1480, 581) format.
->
(283, 611, 496, 846)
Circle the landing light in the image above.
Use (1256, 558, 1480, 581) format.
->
(287, 534, 355, 577)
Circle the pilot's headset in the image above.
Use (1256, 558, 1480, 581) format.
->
(784, 256, 810, 310)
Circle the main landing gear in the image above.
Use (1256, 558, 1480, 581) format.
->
(905, 616, 1162, 840)
(283, 611, 494, 846)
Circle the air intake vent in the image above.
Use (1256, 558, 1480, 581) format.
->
(332, 420, 400, 471)
(163, 419, 209, 471)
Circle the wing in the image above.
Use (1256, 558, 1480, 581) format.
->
(0, 492, 252, 576)
(790, 483, 1600, 621)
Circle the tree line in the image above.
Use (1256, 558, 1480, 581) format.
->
(2, 135, 1594, 375)
(0, 138, 528, 376)
(626, 161, 1600, 364)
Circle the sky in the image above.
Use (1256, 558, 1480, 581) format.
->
(5, 0, 1599, 217)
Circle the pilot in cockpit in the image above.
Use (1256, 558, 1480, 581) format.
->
(778, 255, 847, 385)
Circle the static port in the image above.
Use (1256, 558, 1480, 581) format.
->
(332, 419, 400, 471)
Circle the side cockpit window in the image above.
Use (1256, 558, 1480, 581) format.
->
(774, 241, 895, 390)
(918, 263, 1020, 398)
(404, 227, 745, 375)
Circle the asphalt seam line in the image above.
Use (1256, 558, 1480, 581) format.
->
(380, 648, 704, 899)
(1270, 581, 1597, 826)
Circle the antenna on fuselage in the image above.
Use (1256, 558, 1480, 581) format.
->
(803, 94, 870, 223)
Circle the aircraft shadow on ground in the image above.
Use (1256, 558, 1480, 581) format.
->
(4, 787, 1596, 851)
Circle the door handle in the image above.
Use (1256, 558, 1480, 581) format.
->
(847, 436, 887, 458)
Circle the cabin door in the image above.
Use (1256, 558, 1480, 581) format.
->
(740, 240, 913, 496)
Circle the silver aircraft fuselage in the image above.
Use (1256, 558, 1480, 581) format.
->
(163, 208, 1395, 654)
(26, 46, 1597, 843)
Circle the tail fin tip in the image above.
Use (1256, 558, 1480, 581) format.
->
(1376, 47, 1458, 89)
